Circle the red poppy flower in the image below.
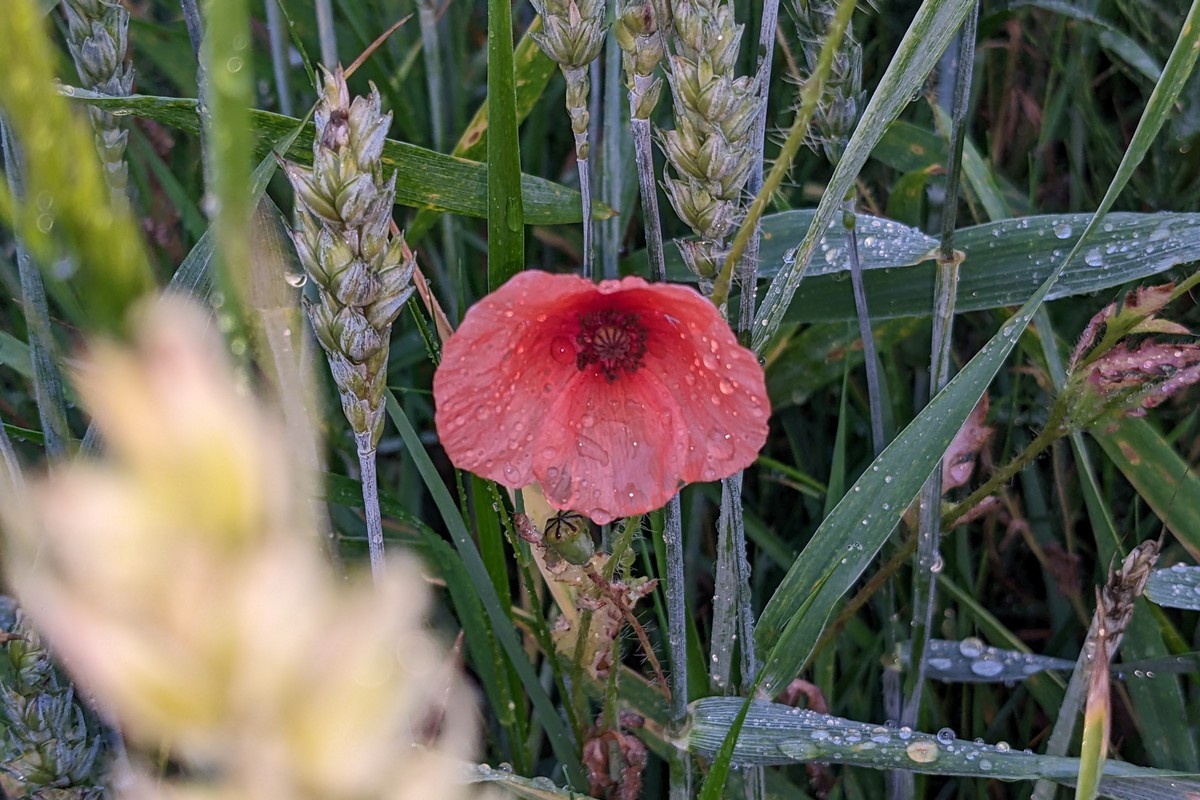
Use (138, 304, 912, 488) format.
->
(433, 271, 770, 524)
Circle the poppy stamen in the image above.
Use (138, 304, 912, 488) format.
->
(575, 309, 647, 381)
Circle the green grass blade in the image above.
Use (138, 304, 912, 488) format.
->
(754, 0, 1200, 691)
(1094, 418, 1200, 560)
(384, 392, 585, 788)
(486, 0, 525, 289)
(752, 0, 974, 353)
(199, 0, 254, 312)
(69, 91, 594, 227)
(1146, 567, 1200, 610)
(896, 638, 1075, 682)
(408, 19, 557, 241)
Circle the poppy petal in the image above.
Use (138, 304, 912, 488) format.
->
(433, 271, 596, 487)
(598, 281, 770, 485)
(434, 271, 770, 523)
(532, 369, 691, 524)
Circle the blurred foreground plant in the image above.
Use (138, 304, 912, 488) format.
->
(1, 299, 475, 799)
(0, 599, 109, 798)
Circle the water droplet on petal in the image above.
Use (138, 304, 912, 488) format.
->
(550, 336, 575, 365)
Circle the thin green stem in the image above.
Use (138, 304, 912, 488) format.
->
(1, 121, 70, 462)
(843, 200, 884, 456)
(355, 437, 387, 581)
(901, 0, 978, 739)
(263, 0, 293, 116)
(739, 0, 780, 340)
(579, 153, 595, 279)
(633, 119, 666, 283)
(314, 0, 338, 68)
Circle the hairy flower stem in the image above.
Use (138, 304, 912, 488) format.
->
(633, 121, 668, 283)
(315, 0, 338, 68)
(529, 0, 608, 276)
(664, 494, 691, 800)
(579, 144, 596, 278)
(902, 1, 977, 741)
(739, 0, 780, 337)
(615, 0, 669, 281)
(263, 0, 293, 116)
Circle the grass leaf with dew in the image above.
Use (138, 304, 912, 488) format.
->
(1145, 567, 1200, 610)
(754, 0, 1200, 693)
(685, 698, 1200, 795)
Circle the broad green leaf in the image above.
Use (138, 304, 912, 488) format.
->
(625, 210, 938, 282)
(628, 209, 1200, 323)
(752, 0, 974, 353)
(753, 0, 1200, 695)
(782, 213, 1200, 322)
(68, 90, 592, 226)
(685, 698, 1200, 797)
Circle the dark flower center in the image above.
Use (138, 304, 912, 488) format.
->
(576, 309, 647, 381)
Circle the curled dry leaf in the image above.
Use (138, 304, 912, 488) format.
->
(941, 394, 993, 493)
(582, 713, 648, 800)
